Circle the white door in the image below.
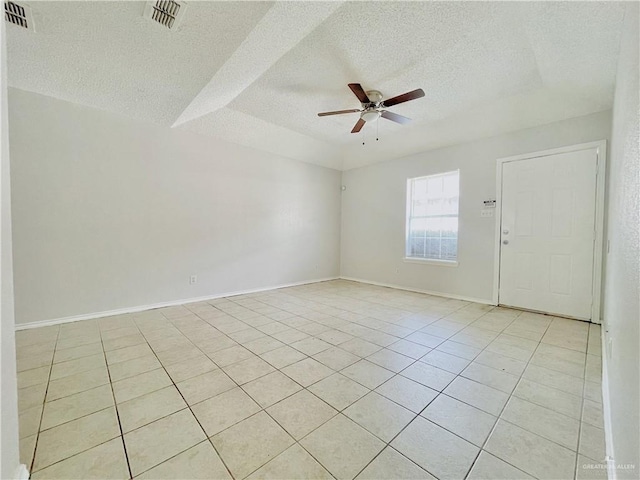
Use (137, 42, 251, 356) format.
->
(499, 148, 598, 320)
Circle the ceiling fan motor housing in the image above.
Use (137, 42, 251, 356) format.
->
(364, 90, 383, 105)
(360, 90, 383, 121)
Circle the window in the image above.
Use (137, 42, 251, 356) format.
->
(406, 170, 460, 263)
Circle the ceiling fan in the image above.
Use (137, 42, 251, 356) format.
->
(317, 83, 425, 133)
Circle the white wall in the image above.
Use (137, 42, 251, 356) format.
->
(341, 110, 612, 303)
(9, 89, 341, 326)
(602, 3, 639, 478)
(1, 21, 22, 480)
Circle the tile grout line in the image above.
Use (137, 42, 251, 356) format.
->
(98, 324, 135, 480)
(26, 326, 60, 475)
(19, 282, 599, 480)
(132, 315, 238, 480)
(461, 308, 554, 480)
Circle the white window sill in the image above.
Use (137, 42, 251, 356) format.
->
(403, 257, 459, 267)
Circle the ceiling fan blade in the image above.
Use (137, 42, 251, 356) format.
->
(317, 109, 361, 117)
(381, 88, 425, 108)
(348, 83, 371, 104)
(381, 110, 412, 125)
(351, 118, 366, 133)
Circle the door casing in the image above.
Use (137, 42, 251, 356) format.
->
(492, 141, 607, 323)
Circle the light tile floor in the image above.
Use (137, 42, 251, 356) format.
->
(16, 280, 607, 479)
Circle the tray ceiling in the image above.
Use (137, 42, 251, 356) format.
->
(7, 1, 626, 170)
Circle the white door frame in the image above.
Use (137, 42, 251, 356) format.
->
(492, 140, 607, 323)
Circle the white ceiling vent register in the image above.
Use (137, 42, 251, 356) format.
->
(143, 1, 186, 30)
(4, 1, 34, 30)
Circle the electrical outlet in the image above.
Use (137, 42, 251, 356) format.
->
(481, 209, 494, 217)
(189, 275, 197, 285)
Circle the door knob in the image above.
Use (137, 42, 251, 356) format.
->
(502, 240, 509, 245)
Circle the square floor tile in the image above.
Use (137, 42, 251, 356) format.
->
(375, 375, 438, 413)
(41, 384, 114, 430)
(501, 396, 580, 450)
(247, 443, 332, 480)
(579, 423, 606, 462)
(341, 360, 394, 389)
(467, 451, 534, 479)
(53, 342, 103, 364)
(401, 362, 456, 391)
(124, 409, 206, 476)
(107, 354, 161, 382)
(267, 390, 337, 440)
(191, 387, 261, 437)
(260, 345, 307, 369)
(243, 337, 286, 355)
(522, 363, 583, 397)
(33, 407, 120, 472)
(309, 373, 370, 410)
(301, 414, 385, 480)
(356, 447, 435, 480)
(461, 362, 519, 393)
(31, 437, 129, 480)
(19, 405, 42, 440)
(163, 354, 218, 383)
(582, 399, 604, 429)
(421, 350, 470, 374)
(366, 349, 414, 373)
(176, 369, 236, 405)
(20, 434, 37, 469)
(113, 368, 172, 404)
(513, 378, 582, 419)
(339, 338, 382, 357)
(208, 345, 256, 368)
(49, 354, 106, 381)
(485, 419, 576, 480)
(137, 441, 231, 480)
(391, 416, 479, 480)
(17, 366, 50, 390)
(106, 344, 154, 365)
(211, 411, 295, 479)
(344, 392, 415, 442)
(316, 329, 354, 346)
(18, 383, 47, 412)
(291, 337, 333, 356)
(102, 333, 147, 352)
(443, 376, 508, 416)
(387, 339, 431, 359)
(118, 385, 186, 433)
(281, 358, 333, 387)
(223, 356, 276, 385)
(242, 371, 302, 408)
(46, 366, 110, 402)
(313, 347, 361, 371)
(422, 394, 497, 447)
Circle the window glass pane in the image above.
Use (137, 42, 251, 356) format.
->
(406, 171, 460, 261)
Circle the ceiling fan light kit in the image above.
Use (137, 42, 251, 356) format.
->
(317, 83, 425, 134)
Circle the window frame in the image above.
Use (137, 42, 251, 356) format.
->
(404, 170, 460, 267)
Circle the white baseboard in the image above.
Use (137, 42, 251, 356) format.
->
(601, 327, 616, 480)
(15, 277, 340, 331)
(14, 464, 29, 480)
(339, 276, 495, 306)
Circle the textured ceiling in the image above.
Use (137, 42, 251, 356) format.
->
(7, 1, 626, 170)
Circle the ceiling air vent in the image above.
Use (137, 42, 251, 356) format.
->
(143, 1, 186, 30)
(5, 1, 34, 30)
